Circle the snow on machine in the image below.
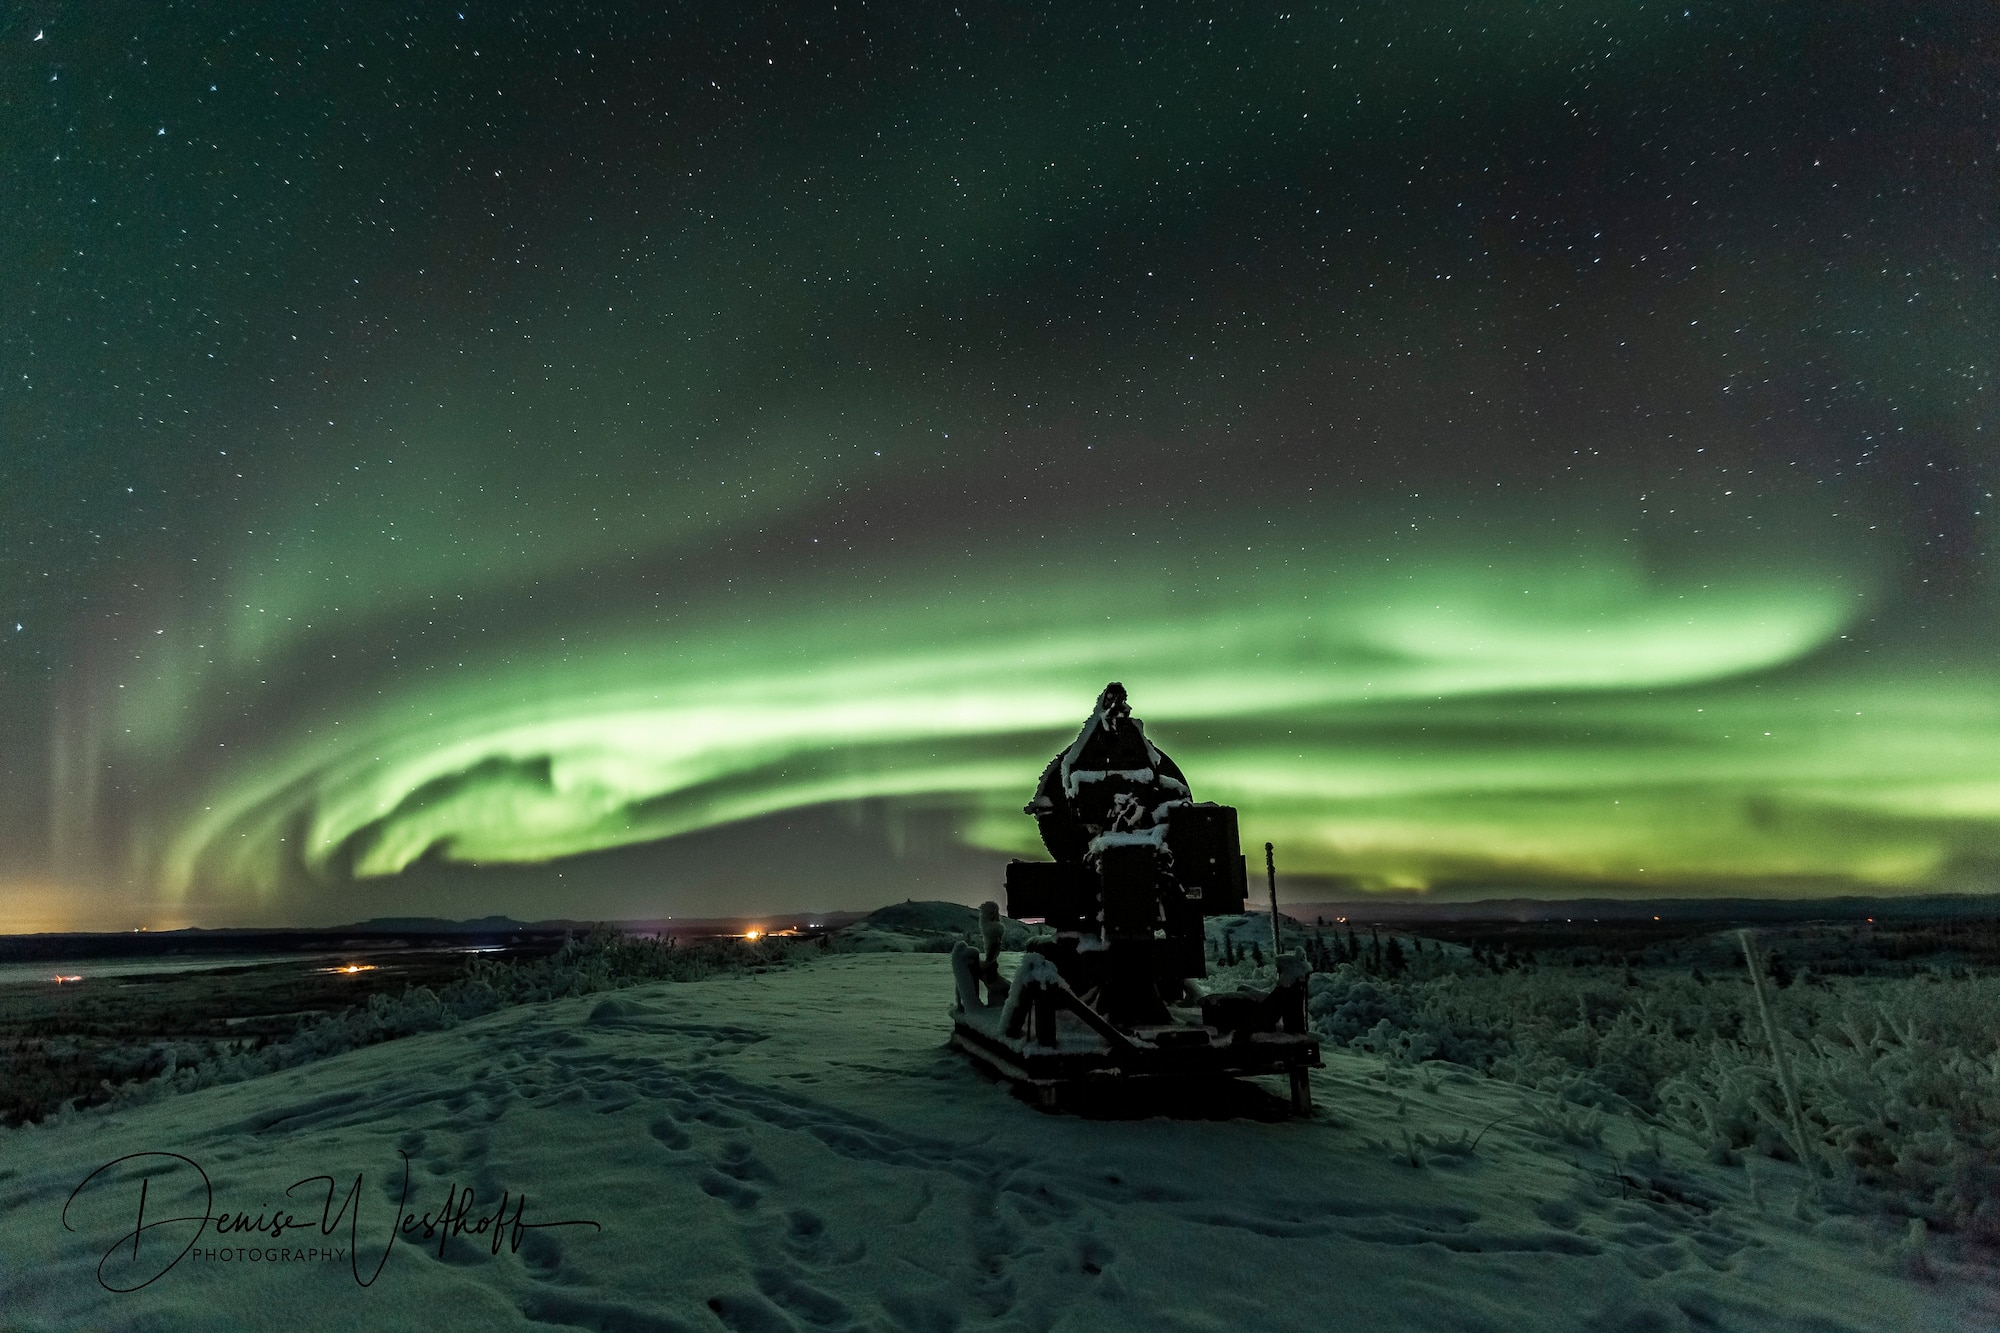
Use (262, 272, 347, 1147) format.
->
(948, 682, 1320, 1113)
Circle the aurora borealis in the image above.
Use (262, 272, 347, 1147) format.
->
(2, 4, 1993, 928)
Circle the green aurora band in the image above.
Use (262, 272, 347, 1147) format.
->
(103, 502, 2000, 905)
(12, 4, 1994, 921)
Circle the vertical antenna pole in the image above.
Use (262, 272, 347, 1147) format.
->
(1265, 842, 1281, 965)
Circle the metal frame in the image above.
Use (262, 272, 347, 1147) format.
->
(949, 979, 1321, 1116)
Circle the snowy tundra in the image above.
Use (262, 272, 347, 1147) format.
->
(1, 952, 1988, 1332)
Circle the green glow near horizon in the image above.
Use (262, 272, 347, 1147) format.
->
(1181, 681, 2000, 890)
(130, 511, 1966, 903)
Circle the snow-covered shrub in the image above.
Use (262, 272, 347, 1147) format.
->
(1305, 952, 2000, 1231)
(1660, 975, 2000, 1231)
(1523, 1096, 1605, 1147)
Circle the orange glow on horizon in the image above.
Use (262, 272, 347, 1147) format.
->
(0, 879, 202, 935)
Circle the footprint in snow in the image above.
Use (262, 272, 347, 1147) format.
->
(699, 1169, 762, 1210)
(649, 1117, 692, 1150)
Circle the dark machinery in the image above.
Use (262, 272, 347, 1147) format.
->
(948, 683, 1319, 1113)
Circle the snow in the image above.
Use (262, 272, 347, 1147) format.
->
(1085, 827, 1169, 854)
(1010, 951, 1064, 993)
(0, 953, 343, 986)
(2, 952, 1989, 1332)
(1062, 767, 1158, 801)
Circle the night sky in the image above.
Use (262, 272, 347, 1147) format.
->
(3, 3, 1993, 930)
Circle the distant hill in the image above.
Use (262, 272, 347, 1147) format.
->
(833, 900, 1045, 953)
(858, 901, 986, 934)
(347, 915, 541, 932)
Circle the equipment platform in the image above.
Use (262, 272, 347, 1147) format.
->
(948, 958, 1321, 1115)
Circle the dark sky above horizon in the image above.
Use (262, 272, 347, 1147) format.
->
(2, 2, 1994, 929)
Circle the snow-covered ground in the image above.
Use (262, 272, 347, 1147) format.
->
(2, 952, 1988, 1332)
(0, 953, 345, 986)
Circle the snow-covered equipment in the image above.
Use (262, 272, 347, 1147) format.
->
(949, 683, 1320, 1113)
